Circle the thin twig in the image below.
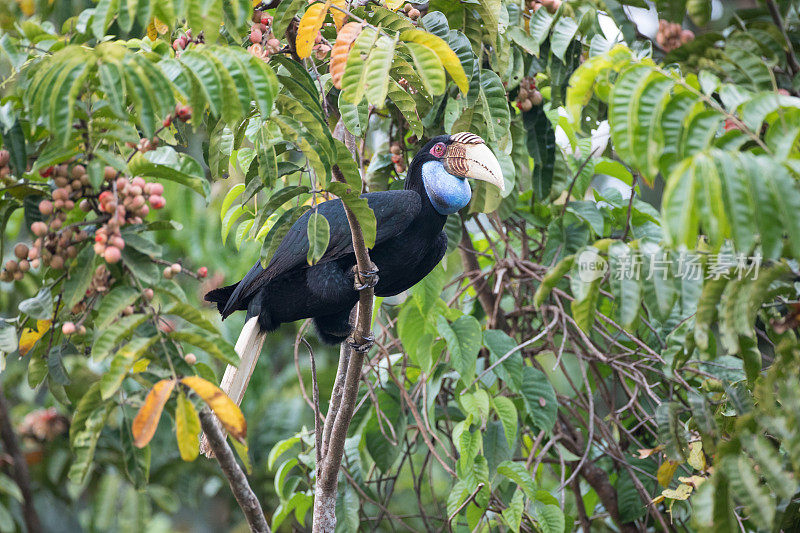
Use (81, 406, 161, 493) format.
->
(198, 407, 270, 533)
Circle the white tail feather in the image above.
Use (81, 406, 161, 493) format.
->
(200, 316, 267, 457)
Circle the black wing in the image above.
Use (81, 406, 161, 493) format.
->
(218, 190, 421, 317)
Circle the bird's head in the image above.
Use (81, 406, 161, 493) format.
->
(406, 133, 504, 215)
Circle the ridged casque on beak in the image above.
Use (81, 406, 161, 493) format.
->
(442, 132, 505, 193)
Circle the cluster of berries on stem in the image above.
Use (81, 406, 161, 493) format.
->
(248, 9, 283, 60)
(172, 29, 204, 53)
(656, 20, 695, 52)
(0, 149, 11, 182)
(527, 0, 561, 14)
(390, 142, 405, 174)
(402, 3, 421, 20)
(516, 77, 543, 112)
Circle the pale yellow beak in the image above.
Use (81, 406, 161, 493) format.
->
(441, 132, 505, 193)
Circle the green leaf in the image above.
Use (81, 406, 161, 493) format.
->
(0, 321, 17, 354)
(169, 331, 239, 366)
(328, 182, 377, 248)
(187, 0, 222, 44)
(535, 505, 565, 533)
(268, 436, 301, 470)
(364, 392, 406, 472)
(524, 106, 556, 200)
(92, 0, 119, 39)
(519, 366, 557, 433)
(656, 402, 686, 461)
(306, 211, 330, 265)
(69, 383, 113, 483)
(19, 289, 53, 319)
(128, 154, 209, 197)
(92, 314, 148, 362)
(387, 80, 424, 138)
(63, 246, 97, 310)
(550, 17, 579, 62)
(100, 336, 158, 400)
(95, 287, 140, 331)
(607, 241, 641, 328)
(164, 302, 218, 334)
(273, 0, 306, 37)
(405, 42, 446, 95)
(484, 329, 524, 391)
(260, 205, 311, 267)
(497, 460, 536, 499)
(338, 93, 367, 137)
(492, 396, 518, 450)
(341, 27, 381, 105)
(363, 34, 398, 106)
(502, 489, 524, 533)
(437, 314, 482, 384)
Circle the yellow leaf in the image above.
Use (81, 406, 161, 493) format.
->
(661, 484, 693, 501)
(687, 441, 706, 471)
(132, 379, 176, 448)
(657, 460, 681, 488)
(678, 475, 707, 488)
(18, 320, 51, 356)
(153, 17, 168, 34)
(17, 0, 34, 16)
(147, 19, 158, 41)
(132, 359, 149, 373)
(181, 376, 247, 442)
(384, 0, 404, 9)
(175, 392, 201, 461)
(330, 0, 347, 30)
(399, 29, 469, 95)
(296, 1, 331, 59)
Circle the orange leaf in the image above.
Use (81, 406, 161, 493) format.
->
(296, 1, 330, 59)
(330, 0, 346, 30)
(330, 21, 363, 89)
(132, 379, 176, 448)
(181, 376, 247, 442)
(146, 19, 158, 41)
(18, 320, 51, 356)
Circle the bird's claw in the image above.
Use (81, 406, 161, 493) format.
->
(353, 266, 379, 291)
(349, 335, 374, 353)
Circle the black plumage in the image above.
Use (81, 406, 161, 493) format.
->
(206, 134, 494, 344)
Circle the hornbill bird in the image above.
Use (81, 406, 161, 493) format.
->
(204, 132, 503, 411)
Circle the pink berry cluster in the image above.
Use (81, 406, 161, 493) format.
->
(248, 9, 283, 60)
(18, 408, 69, 443)
(516, 77, 543, 112)
(527, 0, 560, 14)
(390, 142, 406, 174)
(657, 20, 694, 52)
(92, 176, 166, 264)
(0, 149, 10, 182)
(172, 29, 204, 53)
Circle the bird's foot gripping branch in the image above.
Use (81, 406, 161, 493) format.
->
(352, 264, 379, 291)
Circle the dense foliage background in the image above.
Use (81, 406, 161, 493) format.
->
(1, 0, 799, 531)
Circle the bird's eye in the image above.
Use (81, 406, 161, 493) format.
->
(430, 142, 446, 157)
